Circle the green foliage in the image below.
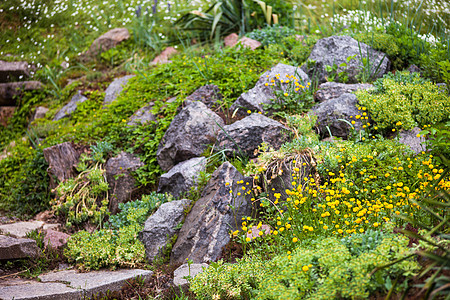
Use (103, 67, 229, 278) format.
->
(354, 31, 401, 69)
(52, 142, 113, 227)
(324, 54, 356, 83)
(0, 141, 50, 217)
(109, 192, 171, 229)
(247, 24, 295, 47)
(341, 229, 389, 256)
(262, 70, 314, 117)
(420, 121, 450, 160)
(357, 71, 450, 131)
(65, 192, 171, 270)
(70, 90, 104, 124)
(191, 235, 418, 299)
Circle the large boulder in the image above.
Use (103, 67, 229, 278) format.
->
(216, 113, 291, 158)
(0, 81, 42, 106)
(157, 101, 224, 172)
(103, 75, 135, 106)
(0, 60, 30, 83)
(184, 85, 223, 108)
(158, 157, 207, 198)
(84, 28, 130, 57)
(105, 152, 144, 214)
(0, 235, 41, 260)
(311, 93, 365, 139)
(53, 91, 88, 121)
(314, 82, 374, 103)
(139, 199, 191, 263)
(302, 35, 390, 83)
(230, 63, 310, 115)
(43, 142, 81, 186)
(43, 229, 70, 249)
(31, 106, 49, 122)
(170, 162, 253, 265)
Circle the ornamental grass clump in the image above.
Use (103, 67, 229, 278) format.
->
(356, 71, 450, 131)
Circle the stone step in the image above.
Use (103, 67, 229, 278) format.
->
(0, 269, 153, 300)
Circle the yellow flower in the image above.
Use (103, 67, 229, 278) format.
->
(247, 110, 251, 114)
(245, 237, 251, 242)
(284, 93, 288, 97)
(302, 265, 309, 272)
(292, 237, 298, 243)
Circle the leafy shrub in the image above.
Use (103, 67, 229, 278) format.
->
(353, 32, 402, 70)
(247, 25, 296, 47)
(65, 192, 171, 270)
(0, 142, 50, 217)
(191, 235, 418, 299)
(341, 229, 388, 256)
(356, 71, 450, 131)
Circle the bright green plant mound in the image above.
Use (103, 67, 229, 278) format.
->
(190, 233, 418, 299)
(356, 72, 450, 131)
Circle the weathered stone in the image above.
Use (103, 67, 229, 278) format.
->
(105, 152, 144, 214)
(398, 127, 427, 154)
(231, 63, 310, 115)
(170, 162, 253, 265)
(0, 221, 44, 238)
(43, 229, 70, 249)
(0, 106, 15, 127)
(84, 28, 130, 57)
(0, 235, 41, 260)
(224, 33, 261, 50)
(128, 103, 156, 126)
(158, 157, 207, 198)
(0, 269, 153, 300)
(0, 278, 75, 300)
(311, 93, 364, 139)
(0, 81, 42, 106)
(314, 82, 374, 102)
(301, 35, 390, 83)
(53, 91, 87, 121)
(0, 60, 30, 83)
(43, 142, 80, 185)
(139, 199, 191, 263)
(407, 64, 422, 76)
(216, 113, 291, 158)
(151, 47, 178, 65)
(31, 106, 49, 122)
(103, 75, 135, 106)
(184, 84, 223, 108)
(173, 263, 208, 286)
(157, 101, 224, 172)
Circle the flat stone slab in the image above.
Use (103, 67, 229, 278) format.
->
(0, 221, 44, 238)
(0, 269, 153, 300)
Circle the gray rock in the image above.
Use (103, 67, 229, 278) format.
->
(139, 199, 191, 263)
(105, 152, 144, 214)
(0, 269, 153, 299)
(173, 263, 208, 286)
(158, 157, 207, 198)
(0, 235, 41, 260)
(31, 106, 49, 122)
(84, 28, 130, 57)
(157, 101, 224, 172)
(170, 162, 253, 265)
(311, 93, 364, 139)
(43, 142, 80, 186)
(53, 91, 87, 121)
(231, 63, 310, 115)
(0, 81, 42, 106)
(302, 35, 390, 83)
(398, 127, 427, 154)
(314, 82, 374, 102)
(128, 103, 156, 126)
(0, 60, 30, 83)
(407, 64, 422, 76)
(0, 221, 44, 238)
(103, 75, 135, 106)
(184, 85, 223, 108)
(216, 113, 291, 158)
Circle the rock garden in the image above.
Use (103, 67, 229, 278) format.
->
(0, 0, 449, 299)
